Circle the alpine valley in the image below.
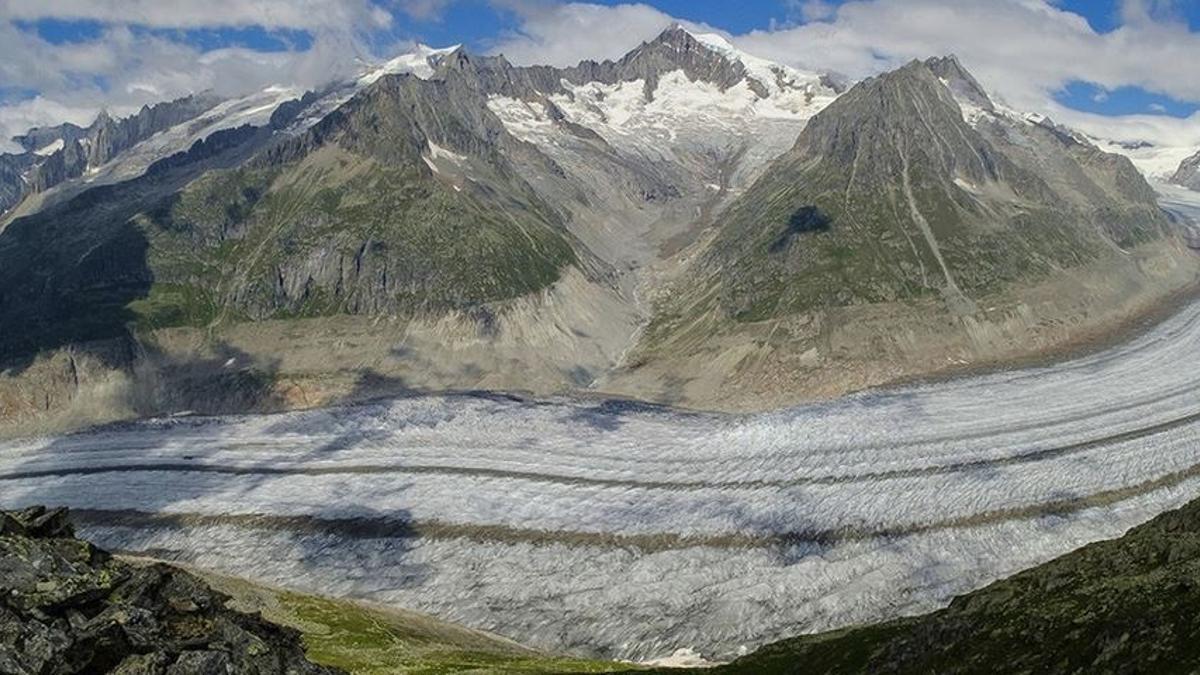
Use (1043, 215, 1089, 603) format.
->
(2, 26, 1196, 434)
(5, 19, 1200, 672)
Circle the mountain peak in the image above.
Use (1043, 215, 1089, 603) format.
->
(1171, 149, 1200, 190)
(924, 54, 995, 114)
(655, 22, 693, 39)
(642, 25, 753, 70)
(358, 43, 462, 86)
(792, 56, 1003, 188)
(626, 25, 830, 101)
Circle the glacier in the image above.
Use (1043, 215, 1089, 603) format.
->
(2, 289, 1200, 660)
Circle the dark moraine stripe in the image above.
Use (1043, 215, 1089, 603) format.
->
(67, 457, 1200, 554)
(8, 405, 1200, 490)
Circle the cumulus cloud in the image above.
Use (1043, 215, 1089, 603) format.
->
(486, 1, 689, 66)
(470, 0, 1200, 169)
(0, 1, 399, 152)
(724, 0, 1200, 149)
(4, 0, 1200, 163)
(484, 0, 735, 67)
(3, 0, 392, 31)
(790, 0, 837, 24)
(394, 0, 457, 20)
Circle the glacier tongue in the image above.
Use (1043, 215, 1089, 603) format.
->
(4, 295, 1200, 661)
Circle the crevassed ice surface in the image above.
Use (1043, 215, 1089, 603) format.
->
(486, 66, 834, 187)
(4, 295, 1200, 659)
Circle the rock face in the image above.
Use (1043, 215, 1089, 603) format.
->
(1172, 150, 1200, 191)
(675, 56, 1167, 323)
(0, 506, 342, 675)
(0, 94, 222, 216)
(0, 61, 581, 361)
(614, 54, 1189, 409)
(0, 31, 1192, 419)
(700, 493, 1200, 674)
(0, 154, 34, 215)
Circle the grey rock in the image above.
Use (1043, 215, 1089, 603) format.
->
(686, 57, 1169, 323)
(0, 506, 343, 675)
(1, 94, 222, 217)
(1171, 150, 1200, 191)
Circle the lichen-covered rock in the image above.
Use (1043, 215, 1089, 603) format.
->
(0, 506, 343, 675)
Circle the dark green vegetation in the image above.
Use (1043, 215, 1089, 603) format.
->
(0, 505, 628, 674)
(639, 494, 1200, 674)
(0, 66, 578, 363)
(237, 586, 631, 674)
(0, 506, 341, 674)
(673, 58, 1169, 324)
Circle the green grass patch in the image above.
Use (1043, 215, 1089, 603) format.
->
(275, 591, 637, 674)
(127, 283, 221, 329)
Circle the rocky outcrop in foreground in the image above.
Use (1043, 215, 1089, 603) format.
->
(0, 506, 342, 675)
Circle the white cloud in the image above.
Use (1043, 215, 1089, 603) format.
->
(394, 0, 457, 20)
(724, 0, 1200, 150)
(4, 0, 1200, 165)
(1120, 0, 1185, 27)
(0, 2, 401, 152)
(793, 0, 837, 23)
(3, 0, 392, 31)
(485, 1, 718, 67)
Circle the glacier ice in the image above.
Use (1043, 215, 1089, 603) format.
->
(2, 299, 1200, 659)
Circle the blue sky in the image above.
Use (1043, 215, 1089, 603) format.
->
(3, 0, 1200, 155)
(10, 0, 1200, 119)
(23, 1, 1200, 58)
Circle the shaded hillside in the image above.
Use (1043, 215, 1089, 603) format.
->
(0, 67, 580, 362)
(0, 37, 1194, 422)
(667, 494, 1200, 674)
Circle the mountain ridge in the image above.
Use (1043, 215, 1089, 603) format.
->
(0, 94, 224, 216)
(0, 30, 1195, 433)
(1172, 149, 1200, 191)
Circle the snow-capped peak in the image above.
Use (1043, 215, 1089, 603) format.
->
(678, 28, 828, 98)
(357, 43, 461, 86)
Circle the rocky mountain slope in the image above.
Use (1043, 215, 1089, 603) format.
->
(0, 506, 340, 674)
(0, 29, 1195, 432)
(0, 55, 588, 353)
(676, 490, 1200, 674)
(609, 55, 1195, 408)
(1172, 149, 1200, 191)
(0, 94, 223, 216)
